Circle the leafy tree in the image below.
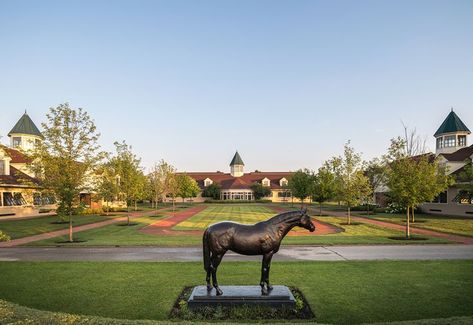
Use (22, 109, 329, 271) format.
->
(202, 183, 221, 200)
(96, 160, 121, 214)
(30, 103, 103, 242)
(328, 142, 372, 225)
(311, 166, 337, 216)
(250, 182, 272, 200)
(108, 141, 145, 225)
(288, 169, 313, 207)
(456, 160, 473, 203)
(177, 174, 201, 203)
(148, 160, 176, 214)
(0, 230, 10, 242)
(386, 137, 451, 237)
(363, 158, 387, 215)
(167, 172, 179, 212)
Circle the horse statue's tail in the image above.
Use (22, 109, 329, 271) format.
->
(203, 228, 211, 272)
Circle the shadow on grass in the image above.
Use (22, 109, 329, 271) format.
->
(388, 236, 428, 241)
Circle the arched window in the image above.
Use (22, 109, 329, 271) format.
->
(262, 178, 270, 187)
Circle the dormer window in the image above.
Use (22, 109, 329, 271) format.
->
(280, 177, 288, 187)
(458, 135, 466, 147)
(204, 178, 213, 187)
(444, 135, 456, 147)
(262, 177, 270, 187)
(0, 160, 4, 175)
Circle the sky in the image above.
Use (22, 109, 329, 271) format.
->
(1, 0, 472, 173)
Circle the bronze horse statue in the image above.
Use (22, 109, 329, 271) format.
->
(203, 208, 315, 296)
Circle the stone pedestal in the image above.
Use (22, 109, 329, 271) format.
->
(187, 285, 295, 309)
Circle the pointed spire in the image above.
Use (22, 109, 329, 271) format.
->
(8, 112, 43, 138)
(229, 151, 244, 166)
(434, 110, 470, 136)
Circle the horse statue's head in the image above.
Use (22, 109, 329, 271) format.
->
(298, 208, 315, 232)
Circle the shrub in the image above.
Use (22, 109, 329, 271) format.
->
(0, 230, 11, 242)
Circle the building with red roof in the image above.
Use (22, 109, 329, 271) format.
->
(173, 151, 294, 202)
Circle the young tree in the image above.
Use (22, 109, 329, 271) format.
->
(177, 174, 200, 203)
(96, 159, 121, 214)
(363, 158, 387, 215)
(108, 141, 145, 225)
(250, 182, 272, 200)
(167, 172, 179, 212)
(202, 183, 221, 200)
(456, 160, 473, 203)
(30, 103, 103, 242)
(328, 142, 372, 225)
(311, 166, 337, 216)
(386, 137, 451, 237)
(288, 169, 313, 207)
(148, 160, 176, 214)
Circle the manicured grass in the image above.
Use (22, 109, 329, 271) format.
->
(28, 205, 450, 246)
(172, 205, 275, 230)
(0, 214, 116, 239)
(0, 261, 471, 324)
(361, 213, 473, 237)
(27, 215, 177, 246)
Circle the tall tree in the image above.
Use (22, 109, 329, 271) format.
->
(202, 183, 221, 200)
(30, 103, 103, 242)
(108, 141, 145, 225)
(177, 174, 200, 203)
(288, 169, 313, 207)
(250, 182, 272, 200)
(328, 142, 372, 225)
(311, 166, 337, 216)
(148, 160, 176, 214)
(386, 137, 451, 237)
(363, 158, 387, 215)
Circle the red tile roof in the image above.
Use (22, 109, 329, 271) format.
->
(183, 171, 293, 190)
(0, 166, 40, 187)
(0, 145, 31, 164)
(440, 145, 473, 162)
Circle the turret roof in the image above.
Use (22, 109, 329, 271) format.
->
(229, 151, 244, 166)
(8, 112, 43, 138)
(434, 110, 470, 136)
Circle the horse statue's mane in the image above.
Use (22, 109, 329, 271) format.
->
(268, 210, 303, 225)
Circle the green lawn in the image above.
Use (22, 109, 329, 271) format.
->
(172, 205, 276, 230)
(360, 213, 473, 237)
(28, 204, 450, 246)
(0, 260, 471, 324)
(0, 214, 116, 239)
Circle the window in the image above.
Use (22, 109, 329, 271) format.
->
(3, 192, 14, 206)
(0, 160, 4, 175)
(458, 135, 467, 147)
(262, 178, 270, 187)
(13, 193, 26, 205)
(444, 136, 456, 147)
(204, 178, 213, 187)
(278, 191, 291, 198)
(12, 137, 22, 148)
(436, 137, 443, 149)
(432, 191, 448, 203)
(33, 193, 42, 205)
(280, 178, 288, 187)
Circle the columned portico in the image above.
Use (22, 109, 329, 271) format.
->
(221, 190, 254, 201)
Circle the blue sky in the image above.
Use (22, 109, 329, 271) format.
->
(1, 0, 472, 172)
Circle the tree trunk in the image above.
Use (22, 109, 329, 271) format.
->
(319, 203, 322, 216)
(155, 195, 159, 216)
(68, 210, 73, 243)
(406, 206, 410, 238)
(172, 198, 175, 213)
(134, 200, 137, 211)
(411, 207, 415, 223)
(127, 204, 130, 226)
(347, 206, 351, 225)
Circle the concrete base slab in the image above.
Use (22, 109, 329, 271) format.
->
(187, 285, 295, 309)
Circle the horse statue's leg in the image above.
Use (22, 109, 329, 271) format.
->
(210, 252, 225, 296)
(260, 252, 274, 295)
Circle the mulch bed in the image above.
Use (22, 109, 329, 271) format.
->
(170, 286, 315, 321)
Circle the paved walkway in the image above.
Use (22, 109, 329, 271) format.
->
(321, 209, 473, 245)
(0, 245, 472, 261)
(0, 210, 159, 248)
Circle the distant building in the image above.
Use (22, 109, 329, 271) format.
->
(0, 112, 55, 217)
(419, 110, 472, 216)
(171, 151, 295, 202)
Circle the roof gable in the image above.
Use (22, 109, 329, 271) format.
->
(8, 113, 43, 138)
(434, 110, 470, 136)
